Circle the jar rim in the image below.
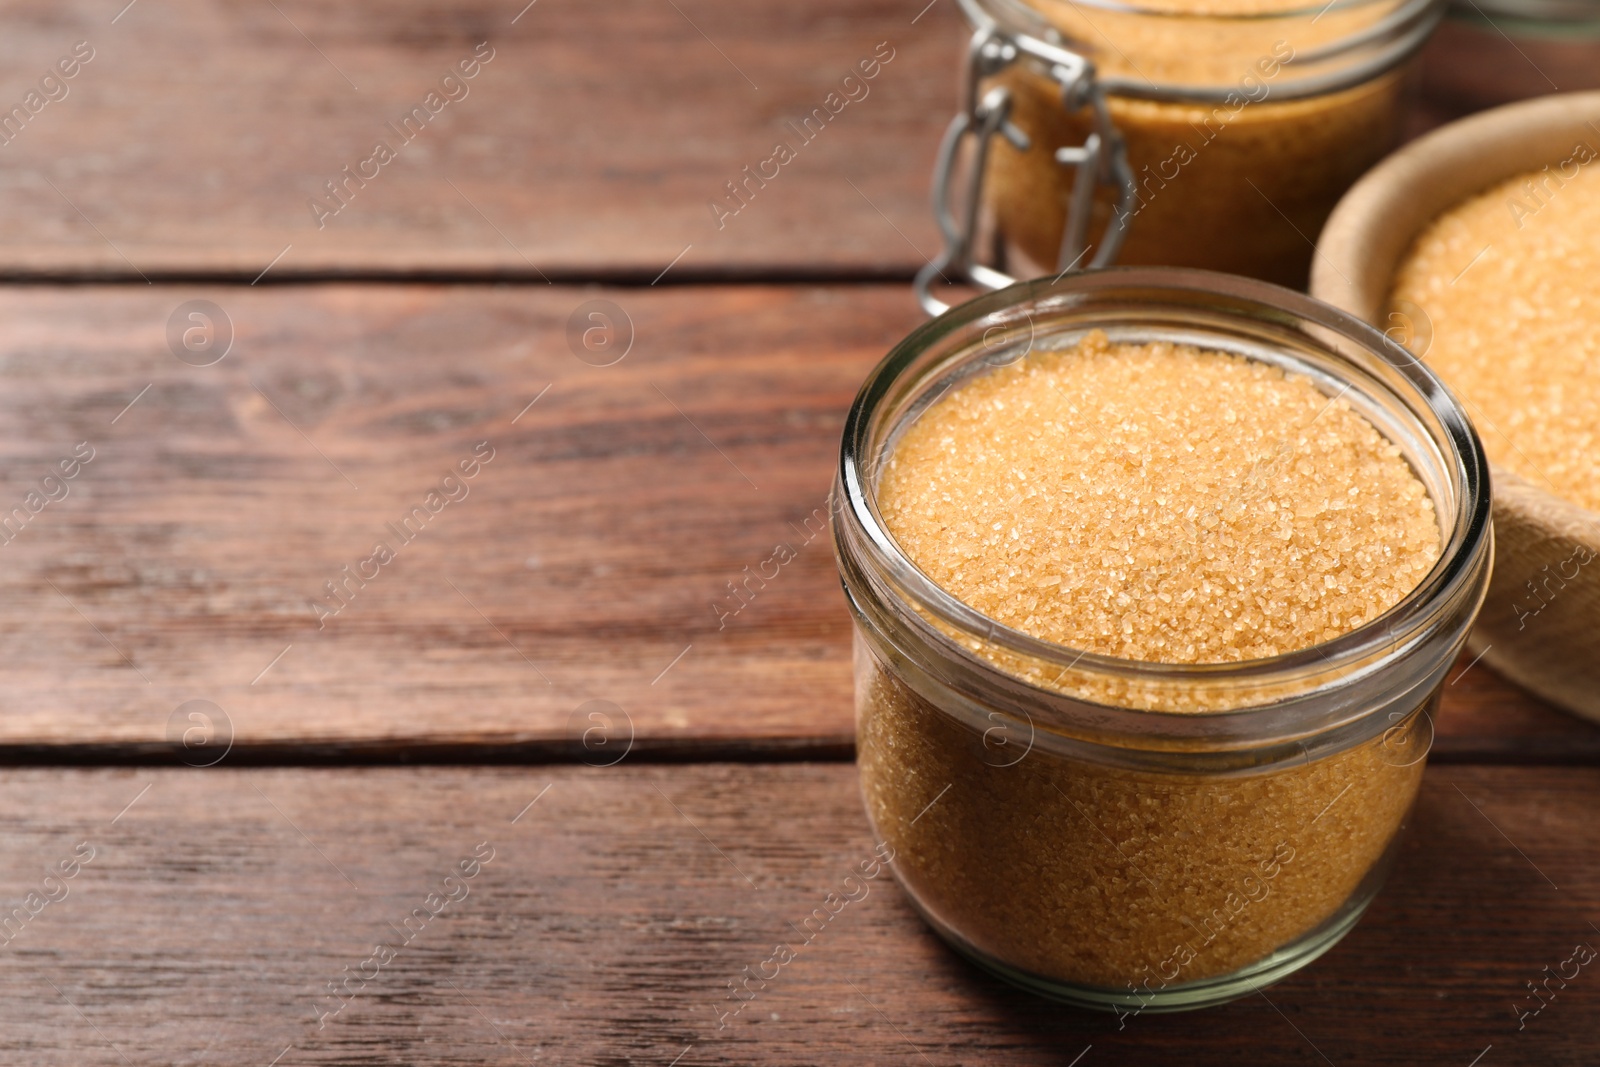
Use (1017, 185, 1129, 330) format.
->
(987, 0, 1403, 23)
(964, 0, 1445, 102)
(835, 268, 1492, 699)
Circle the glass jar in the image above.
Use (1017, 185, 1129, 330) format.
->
(835, 268, 1492, 1011)
(916, 0, 1445, 313)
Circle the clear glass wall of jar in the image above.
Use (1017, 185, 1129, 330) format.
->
(917, 0, 1445, 313)
(836, 269, 1492, 1010)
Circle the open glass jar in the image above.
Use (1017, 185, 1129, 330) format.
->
(916, 0, 1445, 313)
(836, 269, 1491, 1010)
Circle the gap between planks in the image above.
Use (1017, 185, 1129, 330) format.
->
(0, 265, 923, 288)
(0, 736, 1588, 768)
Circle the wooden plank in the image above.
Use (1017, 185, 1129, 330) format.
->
(0, 0, 958, 279)
(2, 762, 1597, 1064)
(0, 283, 914, 751)
(0, 1, 1572, 280)
(1433, 646, 1600, 765)
(0, 282, 1587, 757)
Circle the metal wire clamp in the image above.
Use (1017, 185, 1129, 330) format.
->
(915, 5, 1139, 316)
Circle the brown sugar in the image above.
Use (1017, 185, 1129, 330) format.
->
(877, 331, 1441, 663)
(991, 76, 1399, 286)
(987, 1, 1402, 285)
(1389, 155, 1600, 512)
(858, 333, 1442, 993)
(857, 661, 1425, 989)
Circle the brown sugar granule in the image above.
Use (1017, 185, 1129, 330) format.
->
(858, 333, 1441, 993)
(1019, 0, 1378, 81)
(1390, 155, 1600, 512)
(877, 331, 1441, 664)
(992, 1, 1401, 285)
(856, 658, 1426, 989)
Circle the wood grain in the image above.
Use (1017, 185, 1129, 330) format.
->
(0, 763, 1596, 1065)
(0, 283, 914, 750)
(0, 1, 1582, 281)
(0, 282, 1581, 756)
(0, 14, 1587, 1062)
(0, 0, 958, 279)
(0, 281, 1575, 755)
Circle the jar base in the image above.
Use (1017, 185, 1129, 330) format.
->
(902, 843, 1398, 1014)
(918, 896, 1371, 1013)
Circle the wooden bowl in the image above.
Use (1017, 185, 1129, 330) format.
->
(1311, 91, 1600, 722)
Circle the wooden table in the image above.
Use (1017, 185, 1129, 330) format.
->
(2, 2, 1597, 1063)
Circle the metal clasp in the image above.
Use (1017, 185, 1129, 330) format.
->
(914, 16, 1138, 316)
